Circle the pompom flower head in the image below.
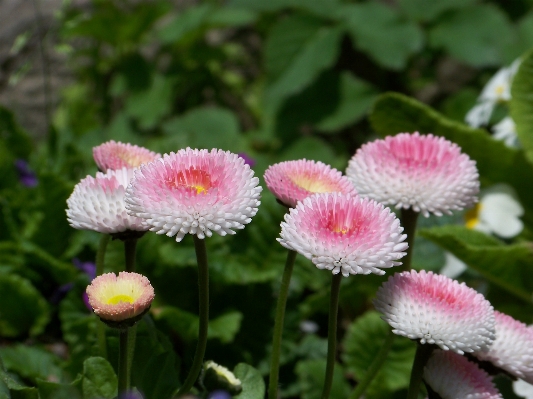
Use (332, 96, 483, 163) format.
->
(346, 132, 479, 217)
(125, 148, 262, 242)
(86, 272, 155, 328)
(93, 140, 160, 171)
(473, 311, 533, 383)
(278, 192, 408, 277)
(374, 270, 495, 354)
(264, 160, 356, 208)
(66, 167, 148, 238)
(424, 350, 502, 399)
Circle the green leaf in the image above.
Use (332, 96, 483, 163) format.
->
(264, 15, 342, 109)
(510, 48, 533, 160)
(342, 311, 415, 398)
(207, 8, 257, 26)
(160, 106, 241, 152)
(81, 357, 117, 399)
(233, 363, 265, 399)
(341, 3, 423, 70)
(419, 225, 533, 303)
(158, 4, 213, 44)
(0, 345, 64, 384)
(369, 92, 533, 224)
(429, 5, 515, 67)
(279, 137, 345, 171)
(36, 379, 81, 399)
(294, 359, 350, 399)
(228, 0, 340, 17)
(0, 274, 49, 337)
(398, 0, 475, 22)
(0, 357, 38, 399)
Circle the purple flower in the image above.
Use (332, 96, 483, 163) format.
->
(207, 390, 232, 399)
(238, 152, 256, 168)
(118, 391, 144, 399)
(49, 283, 74, 304)
(73, 258, 96, 280)
(14, 159, 37, 187)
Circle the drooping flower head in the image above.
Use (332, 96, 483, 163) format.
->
(374, 270, 495, 354)
(264, 160, 357, 208)
(346, 132, 479, 217)
(67, 167, 148, 237)
(278, 193, 408, 277)
(125, 148, 262, 242)
(93, 140, 160, 171)
(424, 350, 502, 399)
(473, 311, 533, 383)
(86, 272, 154, 327)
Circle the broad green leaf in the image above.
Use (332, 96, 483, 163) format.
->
(36, 379, 81, 399)
(81, 357, 117, 399)
(228, 0, 339, 17)
(207, 8, 257, 26)
(0, 345, 63, 384)
(158, 4, 213, 43)
(369, 92, 533, 224)
(517, 12, 533, 53)
(294, 359, 350, 399)
(264, 15, 342, 110)
(510, 48, 533, 160)
(398, 0, 475, 22)
(0, 357, 38, 399)
(341, 3, 423, 70)
(419, 225, 533, 303)
(160, 106, 241, 152)
(429, 5, 515, 67)
(233, 363, 265, 399)
(342, 311, 415, 398)
(0, 275, 49, 337)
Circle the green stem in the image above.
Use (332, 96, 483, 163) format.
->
(406, 343, 434, 399)
(268, 249, 298, 399)
(400, 208, 419, 271)
(321, 273, 343, 399)
(124, 238, 138, 273)
(96, 234, 111, 359)
(178, 236, 210, 395)
(118, 328, 131, 395)
(349, 330, 396, 399)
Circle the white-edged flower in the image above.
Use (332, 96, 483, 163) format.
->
(492, 116, 519, 148)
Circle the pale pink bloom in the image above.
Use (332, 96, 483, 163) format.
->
(346, 132, 479, 217)
(473, 311, 533, 383)
(66, 167, 148, 234)
(278, 193, 408, 277)
(125, 148, 262, 242)
(374, 270, 495, 354)
(86, 272, 155, 322)
(264, 160, 356, 208)
(424, 350, 502, 399)
(93, 140, 160, 171)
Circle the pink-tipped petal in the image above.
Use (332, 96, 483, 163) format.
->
(278, 192, 408, 277)
(264, 159, 357, 208)
(346, 132, 479, 217)
(374, 270, 495, 354)
(93, 140, 160, 171)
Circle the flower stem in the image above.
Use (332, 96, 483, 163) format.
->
(268, 249, 298, 399)
(96, 234, 111, 359)
(124, 238, 138, 273)
(348, 329, 396, 399)
(406, 343, 434, 399)
(118, 328, 131, 395)
(400, 208, 419, 271)
(321, 273, 343, 399)
(178, 236, 210, 395)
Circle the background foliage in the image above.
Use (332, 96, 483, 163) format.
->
(2, 0, 533, 398)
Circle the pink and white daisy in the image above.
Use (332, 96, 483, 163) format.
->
(93, 140, 160, 171)
(264, 160, 357, 208)
(278, 192, 408, 277)
(473, 311, 533, 383)
(125, 148, 262, 242)
(374, 270, 495, 354)
(66, 167, 148, 235)
(346, 132, 479, 217)
(86, 272, 155, 325)
(424, 350, 502, 399)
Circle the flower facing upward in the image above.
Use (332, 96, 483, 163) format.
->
(67, 167, 148, 235)
(346, 132, 479, 217)
(473, 311, 533, 383)
(424, 350, 502, 399)
(374, 270, 495, 354)
(278, 193, 408, 277)
(264, 160, 356, 208)
(93, 140, 160, 171)
(125, 148, 262, 242)
(86, 272, 154, 326)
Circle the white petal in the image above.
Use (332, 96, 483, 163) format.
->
(479, 191, 524, 238)
(465, 102, 494, 127)
(440, 252, 467, 279)
(514, 379, 533, 399)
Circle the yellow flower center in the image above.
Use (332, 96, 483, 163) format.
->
(291, 175, 333, 193)
(495, 85, 505, 96)
(465, 203, 482, 229)
(107, 294, 135, 305)
(166, 167, 212, 194)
